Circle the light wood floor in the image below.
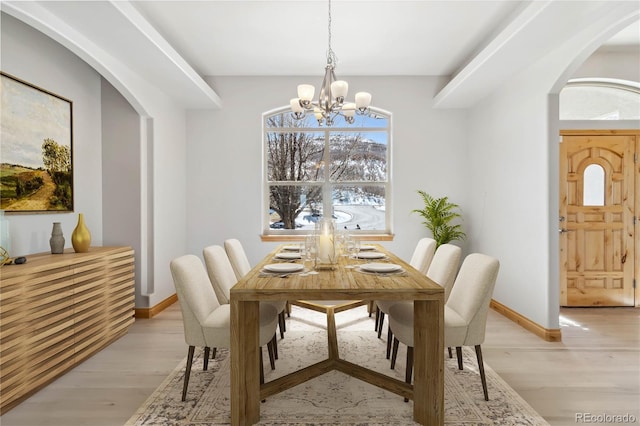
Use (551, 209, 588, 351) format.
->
(1, 303, 638, 426)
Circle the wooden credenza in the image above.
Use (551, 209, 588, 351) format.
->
(0, 246, 135, 413)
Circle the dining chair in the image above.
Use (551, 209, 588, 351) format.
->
(203, 244, 280, 367)
(380, 243, 462, 360)
(374, 237, 437, 336)
(224, 238, 288, 339)
(388, 253, 500, 401)
(169, 254, 279, 401)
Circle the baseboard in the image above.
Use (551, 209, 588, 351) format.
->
(135, 293, 178, 319)
(490, 299, 562, 342)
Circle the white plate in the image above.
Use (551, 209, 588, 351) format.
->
(359, 245, 377, 251)
(276, 252, 301, 260)
(360, 263, 402, 273)
(282, 245, 301, 251)
(356, 251, 386, 259)
(263, 263, 304, 273)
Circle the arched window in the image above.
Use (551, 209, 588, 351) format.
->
(560, 78, 640, 120)
(262, 107, 392, 236)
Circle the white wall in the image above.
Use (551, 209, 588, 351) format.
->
(186, 76, 469, 265)
(101, 78, 145, 306)
(1, 13, 189, 308)
(571, 49, 640, 82)
(1, 13, 103, 256)
(465, 12, 639, 330)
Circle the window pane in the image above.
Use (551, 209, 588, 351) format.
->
(266, 132, 325, 181)
(560, 85, 640, 120)
(332, 185, 386, 231)
(268, 184, 323, 230)
(583, 164, 605, 206)
(329, 132, 387, 182)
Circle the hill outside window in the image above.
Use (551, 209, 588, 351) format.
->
(262, 106, 392, 238)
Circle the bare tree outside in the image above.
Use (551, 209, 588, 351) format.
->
(266, 112, 388, 230)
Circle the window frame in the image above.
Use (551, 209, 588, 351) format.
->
(261, 106, 393, 240)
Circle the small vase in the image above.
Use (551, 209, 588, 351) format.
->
(50, 222, 65, 254)
(71, 213, 91, 253)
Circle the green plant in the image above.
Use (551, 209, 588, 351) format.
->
(412, 190, 466, 247)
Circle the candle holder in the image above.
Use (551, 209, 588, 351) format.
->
(315, 218, 338, 269)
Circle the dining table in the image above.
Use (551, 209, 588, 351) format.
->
(230, 243, 444, 425)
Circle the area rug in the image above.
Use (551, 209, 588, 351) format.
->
(126, 305, 548, 425)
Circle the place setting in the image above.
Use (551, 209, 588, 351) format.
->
(355, 261, 407, 276)
(259, 262, 306, 278)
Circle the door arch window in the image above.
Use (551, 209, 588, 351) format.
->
(560, 78, 640, 120)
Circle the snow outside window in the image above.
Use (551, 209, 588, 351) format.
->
(263, 107, 392, 236)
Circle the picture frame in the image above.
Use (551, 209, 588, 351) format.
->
(1, 72, 73, 213)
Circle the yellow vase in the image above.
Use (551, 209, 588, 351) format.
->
(71, 213, 91, 253)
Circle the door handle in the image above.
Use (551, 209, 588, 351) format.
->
(559, 228, 574, 234)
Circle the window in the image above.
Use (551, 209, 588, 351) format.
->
(263, 107, 392, 236)
(560, 78, 640, 120)
(583, 164, 605, 206)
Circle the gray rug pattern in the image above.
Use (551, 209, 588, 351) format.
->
(126, 306, 548, 425)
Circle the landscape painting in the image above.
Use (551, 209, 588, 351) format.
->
(1, 72, 73, 213)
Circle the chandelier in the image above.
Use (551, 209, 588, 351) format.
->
(289, 0, 372, 126)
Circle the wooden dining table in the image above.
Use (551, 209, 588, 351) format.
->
(230, 244, 444, 425)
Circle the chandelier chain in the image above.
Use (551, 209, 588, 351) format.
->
(327, 0, 336, 66)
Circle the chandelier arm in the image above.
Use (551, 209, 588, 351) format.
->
(289, 0, 371, 127)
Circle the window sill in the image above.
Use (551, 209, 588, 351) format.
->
(260, 233, 395, 242)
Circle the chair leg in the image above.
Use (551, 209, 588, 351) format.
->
(182, 346, 195, 401)
(374, 306, 380, 331)
(475, 345, 489, 401)
(448, 347, 452, 358)
(279, 312, 286, 338)
(286, 301, 291, 317)
(385, 324, 393, 359)
(272, 334, 278, 360)
(211, 347, 217, 359)
(377, 312, 385, 338)
(404, 346, 414, 402)
(368, 300, 374, 317)
(203, 347, 210, 371)
(456, 346, 463, 370)
(390, 337, 399, 369)
(267, 341, 276, 370)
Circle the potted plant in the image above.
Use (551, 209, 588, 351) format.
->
(412, 190, 466, 248)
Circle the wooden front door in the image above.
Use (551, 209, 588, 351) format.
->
(559, 131, 637, 307)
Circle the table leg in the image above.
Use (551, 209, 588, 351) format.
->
(231, 300, 260, 425)
(413, 299, 444, 425)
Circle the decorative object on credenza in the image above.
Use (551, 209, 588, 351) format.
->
(71, 213, 91, 253)
(0, 246, 10, 266)
(0, 72, 73, 213)
(0, 246, 26, 266)
(50, 222, 65, 254)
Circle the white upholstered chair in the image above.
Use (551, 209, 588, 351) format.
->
(224, 238, 288, 339)
(203, 245, 280, 368)
(388, 253, 500, 401)
(380, 243, 462, 360)
(169, 254, 278, 401)
(375, 237, 437, 338)
(409, 237, 438, 275)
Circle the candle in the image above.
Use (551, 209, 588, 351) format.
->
(319, 234, 333, 263)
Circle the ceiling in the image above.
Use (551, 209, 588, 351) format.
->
(131, 0, 639, 77)
(2, 1, 638, 109)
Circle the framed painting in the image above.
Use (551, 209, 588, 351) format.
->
(0, 72, 73, 213)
